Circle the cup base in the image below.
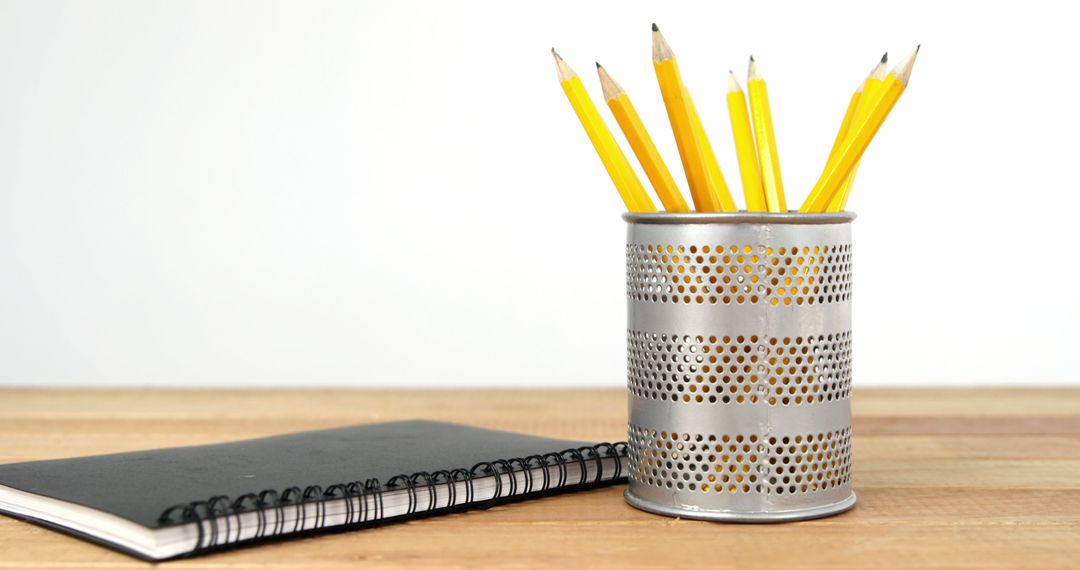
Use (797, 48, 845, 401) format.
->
(623, 489, 856, 523)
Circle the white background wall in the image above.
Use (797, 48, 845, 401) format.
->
(2, 0, 1077, 387)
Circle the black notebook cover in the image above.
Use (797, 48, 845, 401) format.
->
(0, 420, 627, 560)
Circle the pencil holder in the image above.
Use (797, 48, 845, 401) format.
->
(622, 212, 857, 522)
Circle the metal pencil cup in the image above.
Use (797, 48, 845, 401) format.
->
(623, 212, 857, 522)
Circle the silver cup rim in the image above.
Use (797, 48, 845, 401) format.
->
(623, 211, 857, 225)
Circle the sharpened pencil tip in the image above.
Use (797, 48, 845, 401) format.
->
(869, 56, 888, 81)
(596, 64, 623, 101)
(881, 52, 888, 63)
(727, 70, 742, 92)
(652, 23, 659, 32)
(651, 24, 674, 62)
(552, 49, 576, 82)
(748, 56, 760, 80)
(891, 45, 920, 86)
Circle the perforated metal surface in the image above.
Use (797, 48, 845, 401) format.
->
(627, 330, 852, 405)
(623, 214, 856, 522)
(627, 425, 852, 496)
(626, 242, 852, 306)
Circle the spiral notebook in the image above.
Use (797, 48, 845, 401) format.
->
(0, 420, 627, 560)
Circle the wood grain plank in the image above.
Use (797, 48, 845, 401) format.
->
(0, 388, 1078, 569)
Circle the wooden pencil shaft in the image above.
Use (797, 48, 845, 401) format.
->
(598, 65, 689, 212)
(685, 90, 736, 211)
(653, 58, 720, 211)
(747, 63, 786, 212)
(554, 51, 656, 212)
(726, 75, 766, 212)
(804, 79, 904, 211)
(806, 47, 918, 212)
(651, 28, 725, 212)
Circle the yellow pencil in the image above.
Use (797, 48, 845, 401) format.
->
(685, 89, 737, 211)
(824, 66, 871, 172)
(597, 63, 689, 212)
(800, 53, 887, 213)
(803, 46, 920, 212)
(650, 24, 727, 212)
(726, 71, 766, 211)
(747, 56, 786, 212)
(826, 89, 863, 166)
(827, 54, 889, 212)
(552, 49, 656, 212)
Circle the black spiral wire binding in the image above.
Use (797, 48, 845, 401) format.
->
(344, 481, 365, 525)
(257, 489, 283, 538)
(302, 486, 326, 531)
(323, 484, 350, 527)
(279, 486, 304, 535)
(562, 449, 587, 487)
(385, 474, 419, 516)
(452, 467, 473, 510)
(207, 496, 231, 548)
(524, 455, 549, 493)
(156, 441, 628, 558)
(231, 493, 260, 543)
(410, 472, 436, 512)
(365, 478, 383, 522)
(507, 458, 531, 494)
(544, 451, 569, 489)
(429, 471, 454, 511)
(468, 462, 498, 510)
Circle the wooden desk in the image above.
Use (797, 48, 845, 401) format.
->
(1, 389, 1078, 569)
